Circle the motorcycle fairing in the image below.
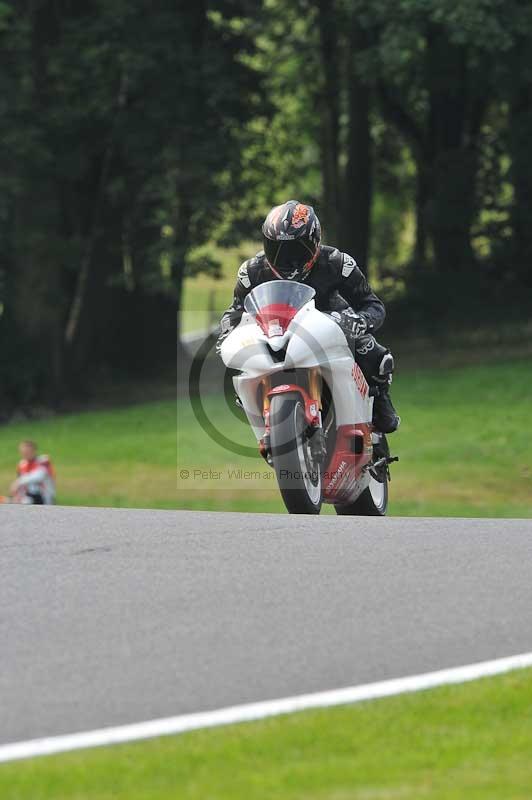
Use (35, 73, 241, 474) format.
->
(221, 286, 375, 505)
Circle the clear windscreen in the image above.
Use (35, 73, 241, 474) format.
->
(244, 280, 316, 338)
(244, 280, 315, 318)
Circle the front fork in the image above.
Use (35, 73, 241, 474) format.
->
(259, 376, 272, 463)
(308, 368, 326, 463)
(259, 369, 326, 464)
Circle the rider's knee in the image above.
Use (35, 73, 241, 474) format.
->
(379, 351, 394, 376)
(356, 338, 394, 380)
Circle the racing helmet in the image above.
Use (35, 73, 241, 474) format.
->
(262, 200, 321, 281)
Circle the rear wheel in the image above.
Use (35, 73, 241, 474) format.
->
(270, 393, 322, 514)
(335, 435, 389, 516)
(335, 475, 388, 516)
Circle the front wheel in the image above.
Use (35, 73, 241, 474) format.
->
(270, 393, 322, 514)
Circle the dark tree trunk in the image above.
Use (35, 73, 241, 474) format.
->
(379, 27, 486, 274)
(175, 235, 188, 376)
(428, 148, 478, 270)
(8, 0, 67, 405)
(424, 29, 478, 271)
(316, 0, 340, 242)
(377, 84, 427, 268)
(64, 69, 127, 359)
(11, 181, 66, 404)
(175, 1, 206, 364)
(509, 84, 532, 287)
(342, 17, 372, 272)
(414, 163, 429, 266)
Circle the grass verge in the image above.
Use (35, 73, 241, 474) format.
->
(1, 668, 532, 799)
(177, 359, 532, 517)
(0, 402, 177, 510)
(0, 359, 530, 515)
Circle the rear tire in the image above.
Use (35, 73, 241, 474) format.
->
(270, 393, 322, 514)
(335, 476, 388, 516)
(335, 435, 389, 516)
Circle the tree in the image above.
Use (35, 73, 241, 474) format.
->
(343, 10, 372, 268)
(506, 5, 532, 287)
(0, 0, 263, 409)
(355, 0, 529, 275)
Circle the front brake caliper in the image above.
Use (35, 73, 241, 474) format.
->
(309, 428, 327, 463)
(259, 433, 272, 465)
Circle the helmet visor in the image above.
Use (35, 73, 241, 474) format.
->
(263, 236, 316, 277)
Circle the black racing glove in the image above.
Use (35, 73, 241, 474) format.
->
(329, 310, 368, 339)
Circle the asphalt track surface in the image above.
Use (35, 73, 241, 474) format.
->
(1, 506, 532, 746)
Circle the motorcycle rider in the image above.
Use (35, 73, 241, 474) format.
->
(216, 200, 400, 434)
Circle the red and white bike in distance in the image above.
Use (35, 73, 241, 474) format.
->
(220, 280, 398, 515)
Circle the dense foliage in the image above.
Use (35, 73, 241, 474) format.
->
(1, 0, 531, 410)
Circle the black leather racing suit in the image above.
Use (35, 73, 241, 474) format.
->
(217, 245, 392, 383)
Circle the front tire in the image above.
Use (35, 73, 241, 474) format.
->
(270, 393, 322, 514)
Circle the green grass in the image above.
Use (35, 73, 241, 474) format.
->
(0, 402, 177, 509)
(0, 359, 530, 515)
(390, 358, 531, 517)
(2, 668, 532, 799)
(177, 359, 532, 517)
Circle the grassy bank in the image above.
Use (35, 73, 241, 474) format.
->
(0, 360, 530, 516)
(177, 359, 531, 517)
(0, 402, 177, 510)
(2, 668, 532, 799)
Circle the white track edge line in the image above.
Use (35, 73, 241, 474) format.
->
(2, 651, 532, 764)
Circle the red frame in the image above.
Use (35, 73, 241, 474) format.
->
(266, 384, 320, 426)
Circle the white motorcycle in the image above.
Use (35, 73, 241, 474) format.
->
(221, 280, 398, 515)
